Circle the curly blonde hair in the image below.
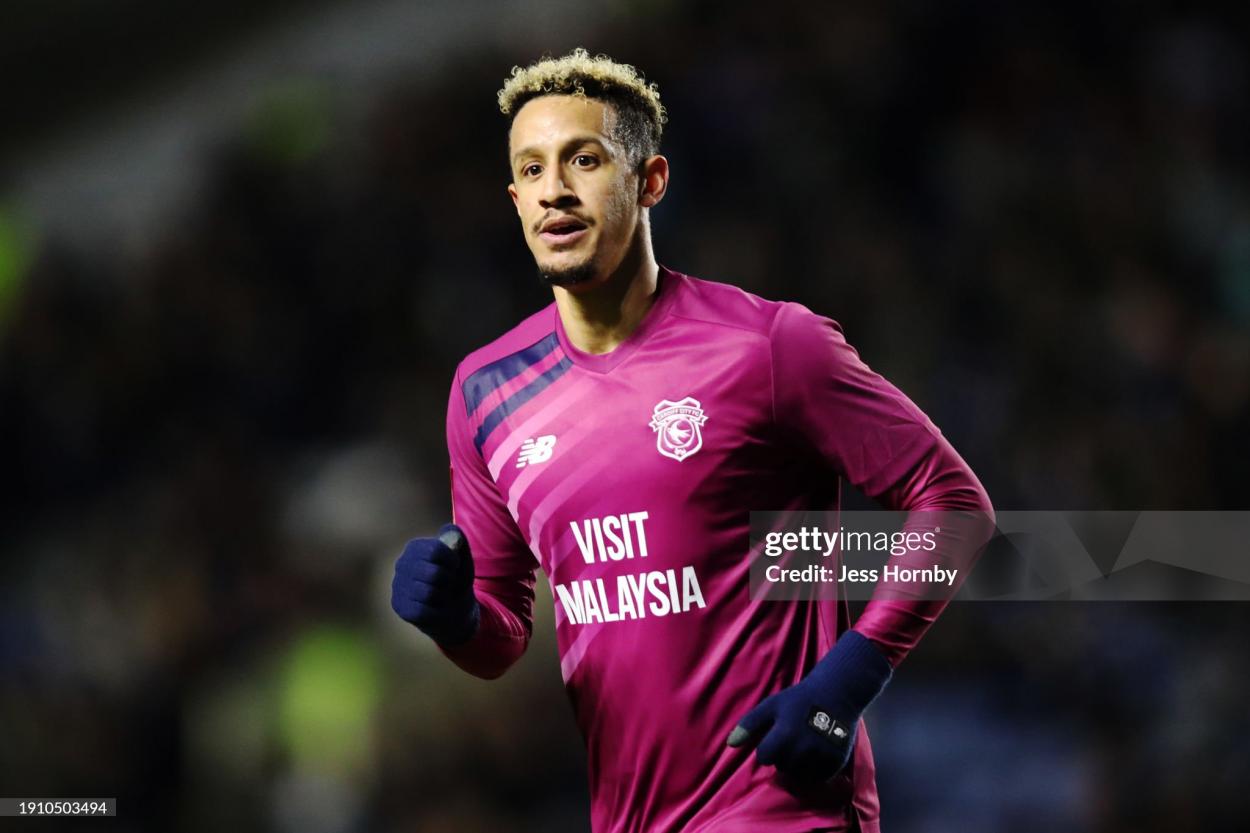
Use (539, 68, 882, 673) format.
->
(498, 48, 666, 166)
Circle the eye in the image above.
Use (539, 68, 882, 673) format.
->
(522, 163, 542, 177)
(572, 154, 598, 168)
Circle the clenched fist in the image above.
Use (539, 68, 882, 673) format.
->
(391, 523, 480, 646)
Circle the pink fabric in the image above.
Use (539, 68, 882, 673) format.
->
(468, 343, 567, 426)
(441, 268, 992, 833)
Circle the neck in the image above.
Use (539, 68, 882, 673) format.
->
(553, 227, 660, 355)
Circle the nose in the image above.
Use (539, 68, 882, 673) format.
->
(538, 166, 578, 209)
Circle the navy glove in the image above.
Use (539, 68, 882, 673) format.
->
(727, 630, 893, 781)
(391, 523, 480, 646)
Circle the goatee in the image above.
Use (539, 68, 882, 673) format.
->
(537, 263, 597, 287)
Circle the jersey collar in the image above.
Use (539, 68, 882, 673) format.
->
(554, 265, 684, 375)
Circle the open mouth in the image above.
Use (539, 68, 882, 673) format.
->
(539, 217, 589, 246)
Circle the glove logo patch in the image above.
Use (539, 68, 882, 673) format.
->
(808, 707, 851, 745)
(649, 397, 707, 462)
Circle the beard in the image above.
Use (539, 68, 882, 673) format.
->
(536, 261, 598, 287)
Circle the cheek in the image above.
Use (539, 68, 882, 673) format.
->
(601, 183, 637, 228)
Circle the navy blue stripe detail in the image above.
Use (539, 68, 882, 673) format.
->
(474, 355, 574, 452)
(462, 332, 560, 416)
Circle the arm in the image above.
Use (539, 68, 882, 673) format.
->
(390, 366, 538, 680)
(768, 301, 994, 664)
(728, 302, 993, 778)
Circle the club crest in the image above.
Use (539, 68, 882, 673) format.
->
(649, 397, 708, 461)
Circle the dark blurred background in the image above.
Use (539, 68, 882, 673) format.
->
(3, 0, 1249, 831)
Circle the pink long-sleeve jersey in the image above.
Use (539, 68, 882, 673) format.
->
(440, 267, 992, 833)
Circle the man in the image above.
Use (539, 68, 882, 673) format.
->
(391, 48, 993, 833)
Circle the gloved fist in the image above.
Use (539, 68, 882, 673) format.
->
(391, 523, 480, 646)
(727, 630, 892, 781)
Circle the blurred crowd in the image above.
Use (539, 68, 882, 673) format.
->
(2, 1, 1249, 831)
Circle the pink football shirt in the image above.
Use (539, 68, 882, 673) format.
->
(440, 267, 992, 833)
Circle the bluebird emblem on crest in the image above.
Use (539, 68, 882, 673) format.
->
(649, 397, 708, 461)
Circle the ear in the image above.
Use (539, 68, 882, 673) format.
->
(638, 155, 669, 208)
(507, 183, 520, 215)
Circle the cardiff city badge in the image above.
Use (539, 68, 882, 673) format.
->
(649, 397, 708, 462)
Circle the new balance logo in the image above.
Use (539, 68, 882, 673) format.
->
(516, 435, 557, 468)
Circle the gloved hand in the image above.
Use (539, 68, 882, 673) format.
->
(391, 523, 480, 646)
(727, 630, 893, 781)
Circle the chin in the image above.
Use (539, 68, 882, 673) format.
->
(536, 257, 601, 288)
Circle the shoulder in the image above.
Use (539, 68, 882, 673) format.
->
(666, 269, 783, 337)
(452, 302, 561, 409)
(458, 302, 559, 377)
(668, 272, 858, 394)
(666, 268, 837, 344)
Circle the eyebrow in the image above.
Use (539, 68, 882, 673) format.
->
(511, 135, 612, 165)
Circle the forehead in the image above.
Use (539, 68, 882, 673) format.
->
(509, 95, 615, 155)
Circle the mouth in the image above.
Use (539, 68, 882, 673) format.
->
(538, 216, 590, 248)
